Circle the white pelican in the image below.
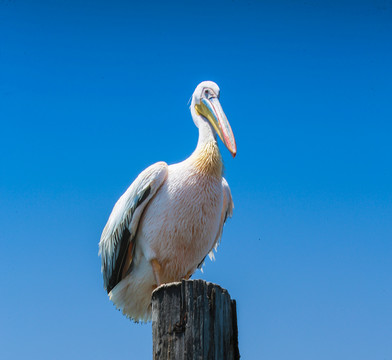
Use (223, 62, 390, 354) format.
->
(99, 81, 236, 321)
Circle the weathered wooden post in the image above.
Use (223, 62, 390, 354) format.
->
(152, 279, 240, 360)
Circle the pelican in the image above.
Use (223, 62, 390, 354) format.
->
(99, 81, 236, 321)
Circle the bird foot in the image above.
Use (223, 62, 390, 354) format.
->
(151, 258, 162, 286)
(182, 269, 193, 280)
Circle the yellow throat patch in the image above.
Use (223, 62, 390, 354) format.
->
(193, 142, 223, 178)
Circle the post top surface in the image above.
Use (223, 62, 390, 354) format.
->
(151, 279, 231, 299)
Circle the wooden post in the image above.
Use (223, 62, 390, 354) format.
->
(152, 279, 240, 360)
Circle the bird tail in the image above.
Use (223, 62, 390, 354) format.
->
(109, 259, 156, 322)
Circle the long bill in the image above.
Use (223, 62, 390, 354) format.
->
(195, 97, 237, 157)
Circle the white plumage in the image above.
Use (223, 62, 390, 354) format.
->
(99, 81, 236, 321)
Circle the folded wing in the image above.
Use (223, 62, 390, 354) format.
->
(197, 177, 234, 269)
(99, 162, 168, 293)
(210, 177, 234, 257)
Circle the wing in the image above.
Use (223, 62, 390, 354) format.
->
(197, 177, 234, 269)
(209, 177, 234, 258)
(99, 161, 168, 293)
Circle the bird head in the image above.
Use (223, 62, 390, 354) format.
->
(191, 81, 237, 158)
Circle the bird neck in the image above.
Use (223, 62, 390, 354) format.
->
(190, 120, 223, 178)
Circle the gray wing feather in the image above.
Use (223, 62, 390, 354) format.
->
(99, 161, 168, 292)
(198, 177, 234, 269)
(209, 177, 234, 259)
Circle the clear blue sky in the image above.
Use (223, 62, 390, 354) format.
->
(1, 1, 391, 359)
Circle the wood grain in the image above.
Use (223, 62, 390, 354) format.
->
(152, 280, 240, 360)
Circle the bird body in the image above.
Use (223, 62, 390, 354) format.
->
(99, 81, 236, 321)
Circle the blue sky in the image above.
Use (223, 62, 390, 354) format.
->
(0, 1, 391, 359)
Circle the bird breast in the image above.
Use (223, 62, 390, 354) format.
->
(136, 162, 224, 282)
